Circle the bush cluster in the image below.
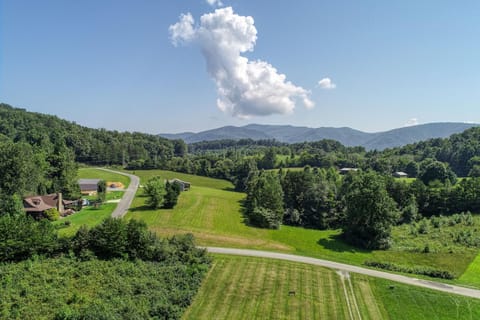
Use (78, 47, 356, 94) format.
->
(364, 260, 455, 279)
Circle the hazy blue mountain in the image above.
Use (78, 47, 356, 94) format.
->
(159, 122, 479, 150)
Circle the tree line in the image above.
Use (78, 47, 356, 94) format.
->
(243, 167, 480, 250)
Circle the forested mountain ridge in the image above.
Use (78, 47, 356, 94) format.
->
(0, 103, 185, 166)
(160, 122, 478, 150)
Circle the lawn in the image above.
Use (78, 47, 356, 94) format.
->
(78, 167, 130, 187)
(54, 168, 132, 237)
(184, 255, 480, 320)
(55, 203, 117, 237)
(125, 169, 477, 282)
(459, 253, 480, 286)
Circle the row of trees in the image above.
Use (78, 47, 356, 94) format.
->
(243, 166, 480, 250)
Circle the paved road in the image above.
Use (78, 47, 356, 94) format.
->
(96, 168, 139, 218)
(206, 247, 480, 299)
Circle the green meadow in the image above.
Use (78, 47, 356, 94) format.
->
(184, 255, 480, 320)
(125, 169, 479, 284)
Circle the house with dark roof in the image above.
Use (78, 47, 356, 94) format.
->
(78, 178, 101, 195)
(23, 193, 75, 218)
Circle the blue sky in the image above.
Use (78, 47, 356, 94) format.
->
(1, 1, 479, 133)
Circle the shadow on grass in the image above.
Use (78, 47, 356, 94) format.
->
(317, 234, 372, 254)
(129, 205, 153, 212)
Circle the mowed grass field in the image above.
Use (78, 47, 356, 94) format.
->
(125, 169, 477, 282)
(184, 255, 480, 320)
(78, 167, 130, 187)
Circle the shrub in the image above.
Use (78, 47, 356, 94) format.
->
(417, 218, 430, 234)
(364, 260, 454, 279)
(44, 208, 60, 221)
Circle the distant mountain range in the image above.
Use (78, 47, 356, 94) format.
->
(159, 122, 480, 150)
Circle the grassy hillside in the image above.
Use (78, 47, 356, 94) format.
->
(125, 169, 477, 282)
(184, 255, 480, 320)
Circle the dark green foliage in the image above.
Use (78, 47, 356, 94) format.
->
(364, 260, 454, 279)
(164, 181, 181, 209)
(343, 171, 399, 249)
(258, 147, 276, 169)
(0, 194, 25, 217)
(0, 141, 44, 196)
(97, 180, 107, 203)
(44, 208, 60, 221)
(0, 103, 175, 168)
(88, 218, 129, 259)
(0, 214, 59, 262)
(0, 256, 209, 320)
(281, 168, 342, 229)
(401, 196, 419, 223)
(144, 176, 166, 209)
(245, 170, 284, 229)
(71, 218, 211, 265)
(419, 160, 457, 186)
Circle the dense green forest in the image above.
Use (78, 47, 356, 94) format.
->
(0, 215, 210, 319)
(0, 103, 185, 167)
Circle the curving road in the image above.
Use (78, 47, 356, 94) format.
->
(206, 247, 480, 299)
(96, 168, 140, 218)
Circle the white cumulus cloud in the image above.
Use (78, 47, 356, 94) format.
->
(318, 78, 336, 90)
(169, 7, 314, 118)
(206, 0, 223, 7)
(404, 118, 419, 127)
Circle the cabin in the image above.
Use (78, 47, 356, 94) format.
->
(23, 193, 76, 218)
(339, 168, 359, 175)
(169, 178, 191, 191)
(393, 171, 409, 178)
(78, 178, 101, 195)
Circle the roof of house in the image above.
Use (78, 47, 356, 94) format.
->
(394, 171, 408, 176)
(23, 194, 59, 212)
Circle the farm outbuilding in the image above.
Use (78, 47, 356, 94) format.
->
(78, 178, 101, 195)
(169, 178, 191, 191)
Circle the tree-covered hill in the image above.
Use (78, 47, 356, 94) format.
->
(159, 122, 478, 150)
(0, 103, 186, 166)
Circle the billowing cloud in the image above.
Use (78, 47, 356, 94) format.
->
(318, 78, 336, 90)
(169, 7, 314, 118)
(206, 0, 223, 7)
(404, 118, 419, 127)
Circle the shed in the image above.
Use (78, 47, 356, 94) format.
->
(78, 178, 101, 195)
(169, 178, 191, 191)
